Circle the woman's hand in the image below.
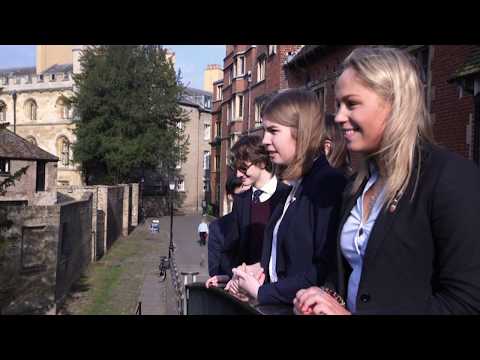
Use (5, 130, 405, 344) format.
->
(294, 287, 351, 315)
(205, 275, 230, 288)
(232, 268, 262, 300)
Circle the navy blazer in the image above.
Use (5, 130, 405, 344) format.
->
(223, 178, 291, 276)
(208, 214, 236, 277)
(335, 143, 480, 314)
(258, 155, 347, 305)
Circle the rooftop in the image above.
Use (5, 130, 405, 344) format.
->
(0, 126, 58, 161)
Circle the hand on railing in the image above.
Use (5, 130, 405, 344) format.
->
(225, 262, 265, 302)
(205, 275, 230, 288)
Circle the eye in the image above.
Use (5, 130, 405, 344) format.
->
(346, 100, 358, 109)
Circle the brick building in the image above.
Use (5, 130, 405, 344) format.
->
(209, 45, 302, 216)
(285, 45, 480, 162)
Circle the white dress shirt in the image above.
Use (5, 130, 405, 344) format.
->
(251, 175, 278, 203)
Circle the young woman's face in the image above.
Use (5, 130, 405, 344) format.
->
(262, 117, 297, 165)
(335, 67, 391, 155)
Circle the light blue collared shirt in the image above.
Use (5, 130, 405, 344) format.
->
(340, 165, 385, 313)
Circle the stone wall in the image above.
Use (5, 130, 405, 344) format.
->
(131, 183, 139, 226)
(1, 204, 60, 314)
(55, 193, 92, 308)
(97, 185, 124, 252)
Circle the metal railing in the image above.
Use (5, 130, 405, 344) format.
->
(184, 282, 294, 315)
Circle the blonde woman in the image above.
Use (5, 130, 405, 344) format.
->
(294, 46, 480, 315)
(231, 89, 346, 305)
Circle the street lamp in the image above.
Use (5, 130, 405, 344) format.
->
(168, 175, 176, 258)
(11, 90, 17, 134)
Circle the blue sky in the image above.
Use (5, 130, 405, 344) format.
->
(0, 45, 225, 90)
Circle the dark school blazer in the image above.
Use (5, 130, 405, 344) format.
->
(208, 213, 236, 277)
(335, 143, 480, 314)
(222, 178, 291, 277)
(258, 155, 347, 305)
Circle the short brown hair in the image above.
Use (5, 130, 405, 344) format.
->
(230, 134, 273, 173)
(261, 88, 324, 180)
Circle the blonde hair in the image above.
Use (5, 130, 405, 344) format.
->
(341, 47, 435, 208)
(261, 88, 324, 180)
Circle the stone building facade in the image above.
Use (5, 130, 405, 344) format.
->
(178, 87, 212, 214)
(0, 45, 81, 186)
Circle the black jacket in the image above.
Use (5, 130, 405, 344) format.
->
(258, 155, 346, 305)
(336, 143, 480, 314)
(208, 214, 235, 277)
(223, 178, 291, 277)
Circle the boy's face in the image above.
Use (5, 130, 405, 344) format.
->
(236, 161, 266, 188)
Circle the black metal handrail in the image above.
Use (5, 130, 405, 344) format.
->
(185, 282, 294, 315)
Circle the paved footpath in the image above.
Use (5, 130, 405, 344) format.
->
(60, 214, 211, 315)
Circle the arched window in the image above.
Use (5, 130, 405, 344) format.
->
(24, 99, 38, 121)
(56, 136, 71, 166)
(0, 101, 6, 122)
(56, 96, 72, 120)
(25, 136, 37, 146)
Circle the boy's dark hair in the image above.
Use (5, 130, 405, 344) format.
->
(230, 134, 273, 173)
(225, 173, 243, 195)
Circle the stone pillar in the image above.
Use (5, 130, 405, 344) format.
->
(97, 186, 108, 257)
(122, 184, 130, 236)
(131, 183, 139, 227)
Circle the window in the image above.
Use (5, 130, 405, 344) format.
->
(216, 84, 223, 101)
(236, 94, 244, 119)
(254, 101, 262, 127)
(50, 74, 56, 82)
(215, 154, 220, 172)
(63, 73, 69, 81)
(204, 96, 212, 109)
(268, 45, 277, 55)
(230, 133, 240, 149)
(257, 57, 266, 82)
(177, 179, 185, 192)
(15, 77, 21, 85)
(36, 161, 46, 192)
(0, 101, 6, 123)
(203, 151, 210, 170)
(235, 56, 245, 77)
(24, 99, 38, 121)
(228, 99, 235, 122)
(409, 46, 431, 110)
(37, 74, 44, 83)
(56, 97, 72, 120)
(0, 159, 10, 174)
(204, 122, 211, 141)
(216, 120, 221, 137)
(25, 74, 32, 84)
(56, 136, 71, 167)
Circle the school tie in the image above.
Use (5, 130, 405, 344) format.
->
(252, 189, 263, 204)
